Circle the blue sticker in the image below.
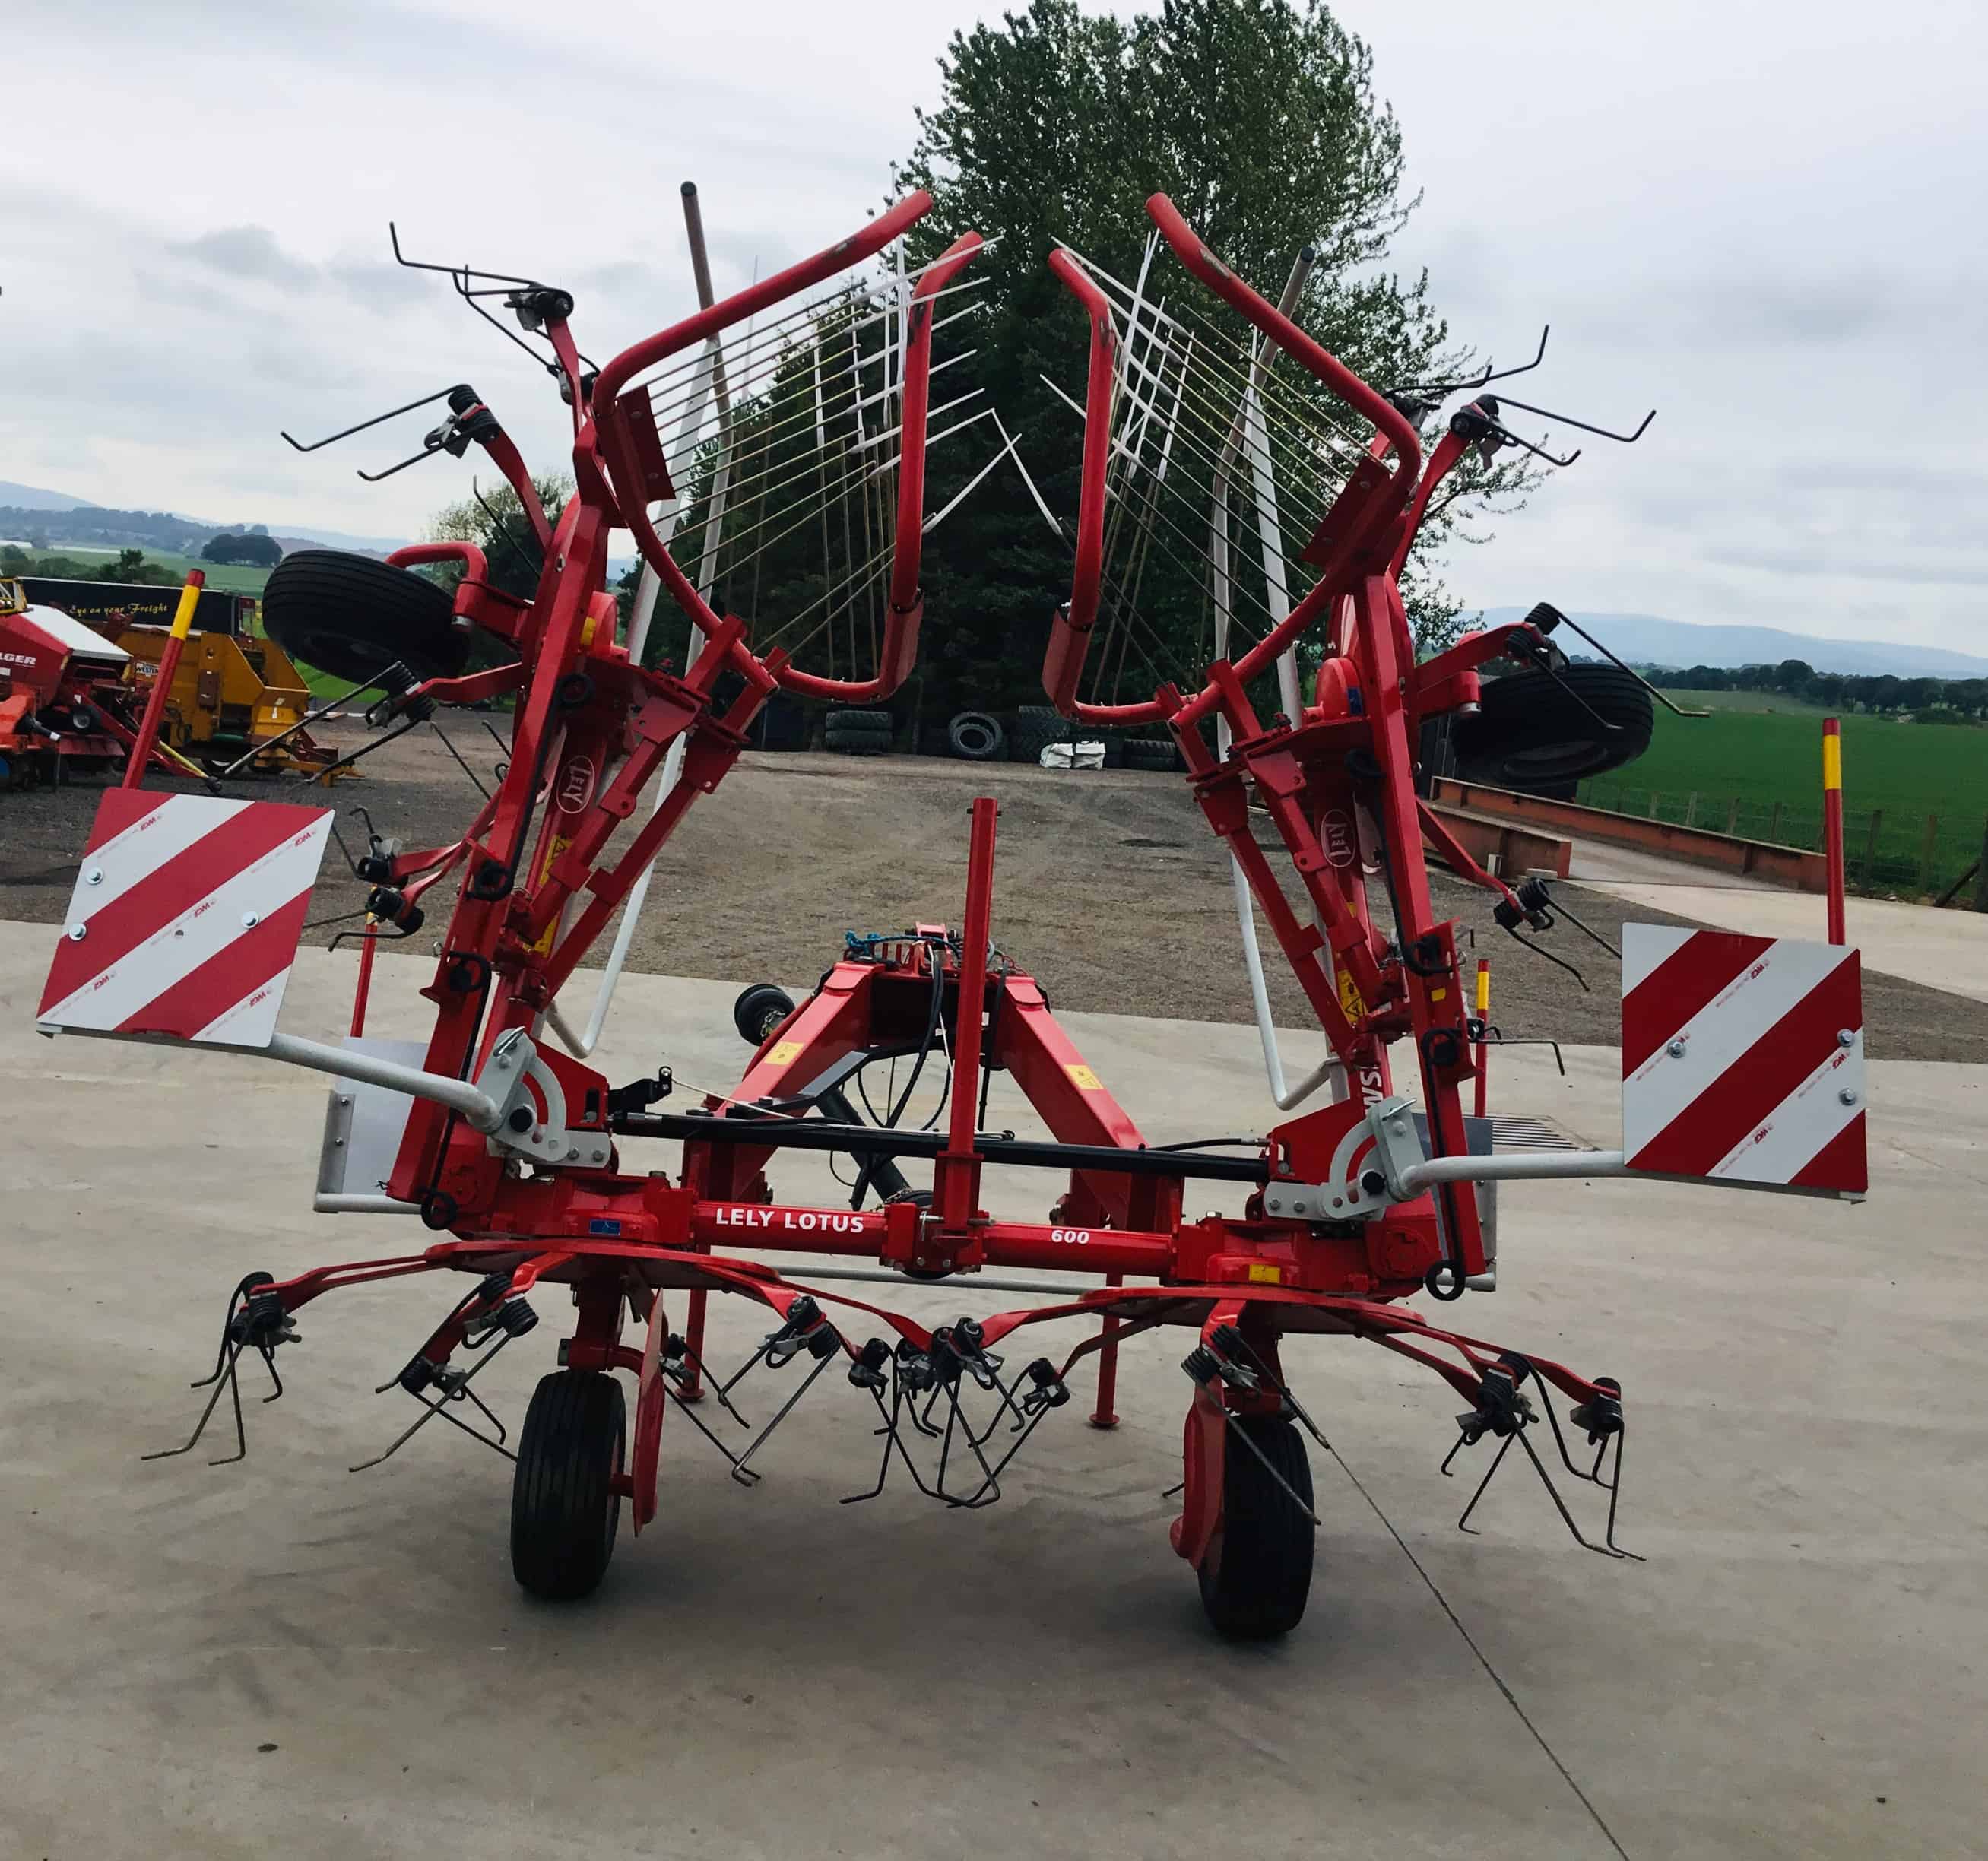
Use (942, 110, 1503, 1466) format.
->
(588, 1218, 623, 1236)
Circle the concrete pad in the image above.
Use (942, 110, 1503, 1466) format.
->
(2, 918, 1985, 1859)
(1579, 880, 1988, 1004)
(1568, 840, 1777, 890)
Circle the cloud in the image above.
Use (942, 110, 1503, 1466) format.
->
(167, 225, 325, 298)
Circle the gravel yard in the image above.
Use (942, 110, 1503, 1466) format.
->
(6, 720, 1986, 1060)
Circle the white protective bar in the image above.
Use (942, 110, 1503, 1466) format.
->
(1395, 1149, 1631, 1195)
(1206, 246, 1335, 1111)
(313, 1192, 422, 1216)
(264, 1033, 504, 1131)
(553, 187, 734, 1060)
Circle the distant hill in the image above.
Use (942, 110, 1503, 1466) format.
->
(0, 480, 98, 512)
(1475, 608, 1988, 680)
(1, 499, 404, 560)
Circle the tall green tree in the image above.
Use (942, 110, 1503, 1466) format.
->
(426, 474, 572, 602)
(890, 0, 1536, 728)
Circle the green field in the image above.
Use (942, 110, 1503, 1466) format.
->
(1581, 707, 1988, 896)
(9, 545, 274, 598)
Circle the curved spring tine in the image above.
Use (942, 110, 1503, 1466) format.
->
(141, 1346, 245, 1463)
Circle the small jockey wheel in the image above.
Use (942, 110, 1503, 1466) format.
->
(1197, 1416, 1315, 1641)
(511, 1369, 626, 1600)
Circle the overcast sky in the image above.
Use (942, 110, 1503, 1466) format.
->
(3, 0, 1982, 649)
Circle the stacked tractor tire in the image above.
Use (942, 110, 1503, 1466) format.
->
(823, 709, 893, 756)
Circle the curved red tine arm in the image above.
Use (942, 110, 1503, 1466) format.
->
(390, 540, 490, 580)
(587, 191, 935, 644)
(1143, 193, 1424, 688)
(593, 192, 933, 410)
(1039, 247, 1172, 727)
(781, 229, 985, 703)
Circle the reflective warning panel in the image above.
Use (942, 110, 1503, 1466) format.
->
(38, 791, 333, 1051)
(1620, 924, 1866, 1198)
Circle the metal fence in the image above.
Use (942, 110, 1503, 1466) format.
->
(1577, 778, 1988, 899)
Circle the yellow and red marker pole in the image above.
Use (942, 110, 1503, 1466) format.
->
(119, 569, 205, 790)
(1473, 958, 1492, 1118)
(1822, 716, 1846, 944)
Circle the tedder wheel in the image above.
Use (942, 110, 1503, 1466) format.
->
(262, 548, 471, 686)
(733, 981, 797, 1046)
(1449, 664, 1653, 794)
(1197, 1415, 1314, 1641)
(946, 709, 1006, 761)
(511, 1369, 626, 1602)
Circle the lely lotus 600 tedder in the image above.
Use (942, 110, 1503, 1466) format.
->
(35, 189, 1868, 1636)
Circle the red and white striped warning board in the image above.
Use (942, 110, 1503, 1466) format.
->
(1621, 924, 1866, 1197)
(37, 790, 333, 1050)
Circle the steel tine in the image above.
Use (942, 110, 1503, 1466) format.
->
(141, 1345, 243, 1462)
(1219, 1410, 1321, 1525)
(1454, 1430, 1515, 1533)
(728, 1348, 837, 1486)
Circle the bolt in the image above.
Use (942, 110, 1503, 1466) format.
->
(241, 911, 259, 929)
(1331, 1196, 1343, 1209)
(1837, 1029, 1856, 1048)
(1360, 1168, 1387, 1197)
(65, 923, 86, 941)
(332, 1137, 345, 1148)
(1838, 1089, 1859, 1107)
(1666, 1038, 1688, 1058)
(84, 867, 103, 886)
(566, 1146, 581, 1161)
(338, 1095, 352, 1107)
(1267, 1195, 1285, 1213)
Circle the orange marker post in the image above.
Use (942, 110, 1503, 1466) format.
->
(1472, 958, 1492, 1118)
(120, 569, 205, 789)
(1822, 717, 1846, 944)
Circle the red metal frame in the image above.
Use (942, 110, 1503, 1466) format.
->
(111, 189, 1636, 1605)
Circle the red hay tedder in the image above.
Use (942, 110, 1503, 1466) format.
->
(35, 189, 1869, 1636)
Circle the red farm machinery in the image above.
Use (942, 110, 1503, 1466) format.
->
(34, 189, 1868, 1637)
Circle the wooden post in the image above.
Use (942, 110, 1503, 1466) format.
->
(1726, 796, 1742, 835)
(1863, 807, 1884, 880)
(1920, 813, 1940, 894)
(1685, 791, 1701, 828)
(1976, 819, 1988, 914)
(1647, 790, 1660, 819)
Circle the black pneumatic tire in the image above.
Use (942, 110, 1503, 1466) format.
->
(511, 1370, 626, 1602)
(825, 709, 893, 737)
(262, 549, 470, 686)
(1124, 737, 1179, 773)
(1450, 664, 1654, 794)
(734, 982, 797, 1046)
(1010, 704, 1068, 763)
(947, 710, 1006, 761)
(1197, 1415, 1315, 1641)
(825, 709, 893, 756)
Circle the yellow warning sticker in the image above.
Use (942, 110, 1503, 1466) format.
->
(1246, 1261, 1283, 1285)
(1334, 957, 1365, 1024)
(1065, 1063, 1103, 1091)
(764, 1040, 804, 1067)
(527, 836, 572, 956)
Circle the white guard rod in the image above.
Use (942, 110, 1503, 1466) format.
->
(556, 182, 731, 1059)
(1209, 245, 1330, 1112)
(264, 1033, 503, 1133)
(1396, 1150, 1630, 1195)
(314, 1193, 422, 1216)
